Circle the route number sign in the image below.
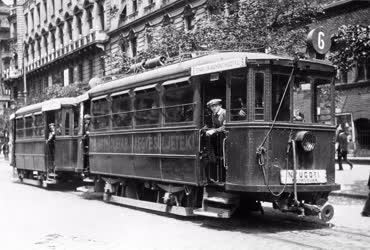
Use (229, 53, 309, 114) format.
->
(307, 27, 331, 54)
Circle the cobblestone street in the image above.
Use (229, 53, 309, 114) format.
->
(1, 159, 369, 250)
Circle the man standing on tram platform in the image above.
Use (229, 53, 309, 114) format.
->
(46, 123, 56, 173)
(205, 99, 226, 136)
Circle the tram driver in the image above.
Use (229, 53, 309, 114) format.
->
(204, 99, 226, 136)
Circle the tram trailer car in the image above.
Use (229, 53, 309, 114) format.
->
(11, 98, 82, 187)
(85, 52, 340, 221)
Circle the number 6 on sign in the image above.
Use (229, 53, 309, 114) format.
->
(307, 27, 331, 54)
(318, 31, 325, 50)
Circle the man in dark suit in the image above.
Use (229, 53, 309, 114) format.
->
(205, 99, 226, 136)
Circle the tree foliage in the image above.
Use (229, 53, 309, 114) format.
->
(27, 82, 89, 105)
(106, 0, 323, 73)
(329, 24, 370, 72)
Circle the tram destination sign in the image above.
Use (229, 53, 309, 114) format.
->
(191, 58, 246, 76)
(307, 26, 331, 55)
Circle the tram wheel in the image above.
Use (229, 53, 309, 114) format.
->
(319, 203, 334, 222)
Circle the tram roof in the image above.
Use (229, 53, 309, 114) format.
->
(15, 97, 79, 116)
(88, 52, 334, 97)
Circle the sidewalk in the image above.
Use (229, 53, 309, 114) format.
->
(331, 163, 370, 200)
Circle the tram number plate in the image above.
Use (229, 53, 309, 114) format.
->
(280, 170, 327, 184)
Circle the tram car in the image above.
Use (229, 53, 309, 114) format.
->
(84, 52, 340, 221)
(11, 98, 82, 187)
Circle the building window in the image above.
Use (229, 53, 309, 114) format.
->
(100, 57, 105, 76)
(357, 58, 370, 81)
(89, 59, 94, 79)
(24, 14, 28, 32)
(43, 0, 47, 23)
(31, 43, 35, 60)
(30, 9, 34, 30)
(67, 20, 72, 40)
(37, 40, 41, 58)
(87, 8, 93, 30)
(60, 0, 63, 10)
(52, 0, 55, 15)
(184, 6, 194, 31)
(51, 32, 56, 51)
(78, 63, 83, 81)
(37, 4, 41, 26)
(119, 7, 127, 25)
(130, 36, 137, 57)
(43, 34, 48, 54)
(69, 66, 74, 84)
(184, 14, 194, 31)
(77, 14, 82, 35)
(99, 2, 105, 30)
(59, 26, 64, 46)
(132, 0, 138, 12)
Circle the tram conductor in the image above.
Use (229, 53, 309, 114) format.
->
(205, 99, 226, 136)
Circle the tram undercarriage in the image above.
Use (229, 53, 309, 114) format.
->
(83, 175, 334, 222)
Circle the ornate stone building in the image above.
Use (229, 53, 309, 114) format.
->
(4, 0, 214, 104)
(4, 0, 108, 104)
(0, 0, 10, 114)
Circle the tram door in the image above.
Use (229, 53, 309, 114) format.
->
(200, 73, 227, 184)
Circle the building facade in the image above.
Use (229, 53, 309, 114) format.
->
(4, 0, 108, 105)
(0, 0, 10, 114)
(311, 0, 370, 156)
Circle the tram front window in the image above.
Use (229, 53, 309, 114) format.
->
(293, 77, 312, 123)
(272, 74, 290, 121)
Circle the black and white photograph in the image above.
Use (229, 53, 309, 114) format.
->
(0, 0, 369, 249)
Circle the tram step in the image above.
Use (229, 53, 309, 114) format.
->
(204, 190, 239, 205)
(193, 207, 234, 218)
(48, 173, 57, 178)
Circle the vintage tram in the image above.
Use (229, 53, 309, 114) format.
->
(84, 52, 339, 221)
(11, 52, 340, 221)
(11, 98, 82, 187)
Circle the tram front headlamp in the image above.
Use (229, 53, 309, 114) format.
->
(295, 131, 316, 152)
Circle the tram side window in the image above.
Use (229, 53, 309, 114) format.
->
(92, 98, 110, 130)
(135, 89, 159, 126)
(34, 114, 44, 137)
(164, 82, 194, 124)
(25, 116, 33, 137)
(315, 79, 333, 124)
(255, 73, 264, 120)
(272, 74, 290, 121)
(112, 93, 132, 129)
(16, 118, 24, 138)
(230, 72, 247, 121)
(54, 110, 63, 135)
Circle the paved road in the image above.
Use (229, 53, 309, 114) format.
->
(0, 161, 369, 250)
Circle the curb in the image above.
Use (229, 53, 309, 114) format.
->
(330, 191, 368, 200)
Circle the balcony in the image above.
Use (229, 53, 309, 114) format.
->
(2, 68, 22, 81)
(1, 51, 12, 60)
(25, 30, 109, 73)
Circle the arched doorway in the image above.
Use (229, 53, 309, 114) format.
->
(355, 118, 370, 151)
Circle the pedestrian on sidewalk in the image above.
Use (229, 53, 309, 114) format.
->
(362, 174, 370, 217)
(337, 127, 353, 170)
(2, 142, 9, 161)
